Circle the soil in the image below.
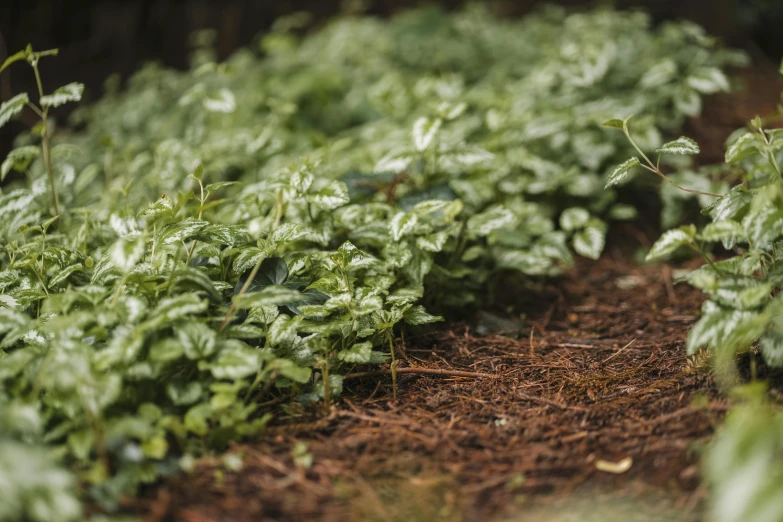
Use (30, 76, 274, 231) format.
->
(132, 254, 728, 522)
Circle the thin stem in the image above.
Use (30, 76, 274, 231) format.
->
(32, 63, 59, 217)
(690, 244, 724, 275)
(627, 131, 721, 198)
(388, 332, 398, 400)
(219, 254, 264, 331)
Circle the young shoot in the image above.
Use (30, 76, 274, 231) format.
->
(0, 45, 85, 217)
(603, 115, 722, 198)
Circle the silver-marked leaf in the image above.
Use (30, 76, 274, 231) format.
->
(412, 117, 442, 152)
(573, 225, 606, 260)
(701, 220, 744, 242)
(0, 93, 29, 128)
(743, 202, 783, 247)
(203, 88, 236, 113)
(1, 145, 40, 181)
(152, 294, 208, 323)
(559, 207, 590, 231)
(110, 236, 145, 273)
(276, 359, 311, 383)
(467, 206, 515, 236)
(656, 136, 700, 155)
(157, 219, 209, 245)
(645, 226, 695, 261)
(725, 133, 758, 164)
(40, 82, 84, 108)
(210, 342, 259, 380)
(389, 212, 418, 241)
(176, 322, 217, 360)
(687, 67, 729, 94)
(605, 157, 640, 188)
(375, 152, 414, 173)
(403, 305, 443, 325)
(686, 300, 765, 355)
(308, 181, 349, 209)
(338, 341, 373, 363)
(139, 195, 174, 219)
(235, 285, 302, 309)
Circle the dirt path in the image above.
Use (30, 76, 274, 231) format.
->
(131, 255, 729, 522)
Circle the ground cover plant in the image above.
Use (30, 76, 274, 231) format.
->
(604, 60, 783, 522)
(0, 5, 750, 519)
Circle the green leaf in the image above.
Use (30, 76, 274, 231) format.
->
(701, 220, 744, 242)
(210, 342, 259, 380)
(267, 314, 299, 346)
(572, 225, 606, 260)
(276, 359, 311, 383)
(645, 226, 695, 261)
(157, 219, 209, 245)
(687, 67, 729, 94)
(725, 133, 758, 164)
(2, 146, 40, 181)
(605, 157, 640, 188)
(203, 88, 236, 113)
(0, 50, 27, 73)
(412, 117, 442, 152)
(467, 206, 515, 236)
(170, 267, 220, 301)
(742, 201, 783, 247)
(152, 294, 208, 323)
(110, 236, 145, 273)
(559, 207, 590, 231)
(40, 82, 84, 108)
(389, 212, 418, 241)
(338, 341, 373, 363)
(176, 322, 217, 359)
(308, 181, 349, 209)
(601, 119, 625, 130)
(235, 285, 302, 309)
(709, 276, 771, 310)
(0, 93, 29, 129)
(139, 195, 174, 219)
(656, 136, 700, 155)
(403, 305, 443, 325)
(686, 300, 766, 355)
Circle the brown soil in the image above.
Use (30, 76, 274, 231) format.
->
(134, 256, 728, 522)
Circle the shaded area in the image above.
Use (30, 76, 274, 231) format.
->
(131, 256, 724, 522)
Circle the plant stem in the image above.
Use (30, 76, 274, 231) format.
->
(629, 131, 721, 198)
(219, 254, 264, 331)
(32, 63, 59, 216)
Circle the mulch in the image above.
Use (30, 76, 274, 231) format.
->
(133, 255, 727, 522)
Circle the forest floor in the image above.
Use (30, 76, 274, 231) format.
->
(127, 61, 783, 522)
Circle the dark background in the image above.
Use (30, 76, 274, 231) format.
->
(1, 0, 782, 141)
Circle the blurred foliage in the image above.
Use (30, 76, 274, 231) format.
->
(705, 384, 783, 522)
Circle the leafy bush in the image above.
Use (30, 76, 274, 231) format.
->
(605, 64, 783, 370)
(0, 5, 741, 509)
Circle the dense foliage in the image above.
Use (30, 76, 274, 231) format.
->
(0, 6, 742, 516)
(605, 60, 783, 522)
